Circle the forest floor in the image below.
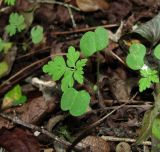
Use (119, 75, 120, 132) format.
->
(0, 0, 160, 152)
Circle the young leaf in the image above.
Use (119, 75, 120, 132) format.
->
(74, 69, 84, 84)
(76, 59, 88, 68)
(139, 69, 159, 92)
(139, 77, 151, 92)
(70, 90, 90, 116)
(61, 88, 90, 116)
(43, 56, 66, 81)
(4, 0, 16, 6)
(2, 84, 27, 109)
(126, 54, 144, 70)
(129, 43, 146, 57)
(61, 70, 74, 91)
(95, 27, 109, 51)
(153, 44, 160, 60)
(5, 13, 26, 36)
(80, 27, 108, 57)
(80, 31, 96, 57)
(31, 25, 44, 44)
(61, 88, 78, 111)
(66, 46, 80, 68)
(126, 43, 146, 70)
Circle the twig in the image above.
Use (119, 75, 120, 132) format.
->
(0, 112, 83, 151)
(101, 135, 151, 146)
(67, 6, 76, 28)
(52, 24, 118, 36)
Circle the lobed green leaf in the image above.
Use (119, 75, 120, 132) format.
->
(43, 56, 66, 81)
(66, 46, 80, 68)
(80, 27, 108, 57)
(61, 88, 90, 116)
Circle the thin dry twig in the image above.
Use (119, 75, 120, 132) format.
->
(101, 135, 151, 146)
(0, 112, 83, 151)
(52, 24, 119, 35)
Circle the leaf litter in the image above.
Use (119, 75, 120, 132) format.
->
(0, 0, 159, 151)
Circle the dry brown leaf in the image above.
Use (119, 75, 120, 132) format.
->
(20, 96, 56, 124)
(0, 128, 40, 152)
(81, 136, 110, 152)
(76, 0, 109, 12)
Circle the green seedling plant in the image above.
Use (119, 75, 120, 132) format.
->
(31, 25, 44, 44)
(43, 27, 109, 116)
(4, 0, 16, 6)
(126, 42, 160, 151)
(5, 12, 26, 36)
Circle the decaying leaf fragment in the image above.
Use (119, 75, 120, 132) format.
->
(80, 136, 110, 152)
(76, 0, 109, 12)
(0, 128, 40, 152)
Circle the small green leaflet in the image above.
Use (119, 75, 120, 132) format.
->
(80, 27, 109, 57)
(61, 88, 90, 116)
(31, 25, 44, 44)
(43, 46, 87, 92)
(4, 0, 16, 6)
(2, 84, 27, 109)
(126, 43, 146, 70)
(153, 44, 160, 60)
(61, 69, 74, 91)
(67, 46, 80, 68)
(43, 56, 66, 81)
(5, 13, 26, 36)
(139, 69, 159, 92)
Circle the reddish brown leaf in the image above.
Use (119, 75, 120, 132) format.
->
(0, 128, 40, 152)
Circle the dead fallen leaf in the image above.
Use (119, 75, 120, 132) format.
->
(20, 96, 56, 124)
(0, 127, 40, 152)
(80, 136, 110, 152)
(76, 0, 109, 12)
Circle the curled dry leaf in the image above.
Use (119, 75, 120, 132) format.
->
(80, 136, 110, 152)
(76, 0, 109, 12)
(0, 128, 40, 152)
